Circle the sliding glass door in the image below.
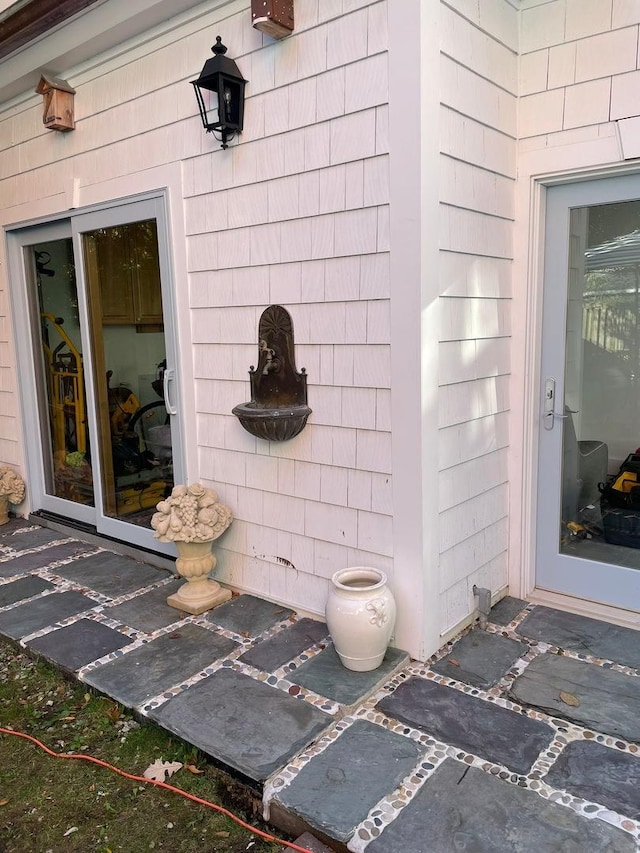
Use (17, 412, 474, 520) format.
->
(9, 196, 183, 553)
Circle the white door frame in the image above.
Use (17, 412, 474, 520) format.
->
(536, 175, 640, 610)
(512, 151, 640, 628)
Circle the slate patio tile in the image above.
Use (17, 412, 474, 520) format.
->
(27, 618, 133, 672)
(147, 668, 332, 782)
(544, 740, 640, 820)
(53, 551, 166, 597)
(274, 720, 423, 844)
(0, 528, 69, 551)
(517, 606, 640, 669)
(509, 653, 640, 743)
(431, 629, 527, 688)
(288, 646, 408, 707)
(204, 594, 293, 638)
(376, 676, 553, 774)
(0, 542, 94, 577)
(489, 596, 529, 626)
(366, 759, 636, 853)
(102, 580, 183, 633)
(239, 618, 329, 672)
(0, 576, 55, 607)
(0, 590, 100, 640)
(0, 518, 32, 534)
(82, 624, 239, 707)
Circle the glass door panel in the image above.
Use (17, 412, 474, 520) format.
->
(559, 201, 640, 570)
(82, 219, 174, 528)
(25, 238, 94, 507)
(537, 176, 640, 610)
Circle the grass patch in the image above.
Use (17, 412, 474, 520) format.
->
(0, 640, 284, 852)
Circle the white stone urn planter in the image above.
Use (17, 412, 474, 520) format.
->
(0, 467, 26, 526)
(151, 483, 233, 615)
(325, 567, 396, 672)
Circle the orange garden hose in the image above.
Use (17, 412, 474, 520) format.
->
(0, 727, 312, 853)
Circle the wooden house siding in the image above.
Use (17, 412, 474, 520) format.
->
(0, 0, 392, 623)
(437, 0, 517, 635)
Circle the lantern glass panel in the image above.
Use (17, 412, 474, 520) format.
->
(193, 82, 222, 130)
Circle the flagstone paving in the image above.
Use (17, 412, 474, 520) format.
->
(430, 628, 527, 688)
(288, 646, 408, 708)
(102, 579, 183, 633)
(83, 623, 240, 707)
(0, 589, 100, 640)
(543, 740, 640, 821)
(0, 517, 639, 852)
(28, 617, 133, 673)
(149, 668, 333, 781)
(365, 760, 635, 852)
(0, 540, 94, 576)
(272, 720, 423, 843)
(376, 674, 554, 774)
(0, 575, 55, 607)
(517, 605, 640, 669)
(0, 527, 67, 550)
(52, 550, 164, 597)
(509, 653, 640, 743)
(240, 617, 329, 671)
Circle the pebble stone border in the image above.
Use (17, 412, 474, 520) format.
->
(263, 619, 640, 851)
(1, 533, 640, 849)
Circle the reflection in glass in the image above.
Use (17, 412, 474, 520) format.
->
(29, 239, 94, 506)
(561, 201, 640, 570)
(83, 220, 172, 526)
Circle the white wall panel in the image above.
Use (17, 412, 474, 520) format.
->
(437, 0, 515, 634)
(574, 27, 637, 83)
(613, 0, 640, 28)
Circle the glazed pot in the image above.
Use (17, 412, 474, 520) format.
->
(325, 567, 396, 672)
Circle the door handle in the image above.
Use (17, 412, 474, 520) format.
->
(543, 378, 578, 430)
(163, 367, 177, 415)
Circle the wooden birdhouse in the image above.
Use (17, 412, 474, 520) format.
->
(36, 75, 76, 132)
(251, 0, 294, 39)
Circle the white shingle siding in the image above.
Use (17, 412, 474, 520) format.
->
(437, 0, 516, 635)
(0, 0, 394, 626)
(518, 0, 640, 146)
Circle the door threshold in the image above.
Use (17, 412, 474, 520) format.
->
(30, 510, 176, 573)
(529, 587, 640, 631)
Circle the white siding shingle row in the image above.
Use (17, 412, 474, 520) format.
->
(184, 2, 393, 616)
(519, 0, 640, 136)
(437, 0, 516, 634)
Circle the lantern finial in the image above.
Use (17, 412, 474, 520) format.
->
(212, 36, 227, 55)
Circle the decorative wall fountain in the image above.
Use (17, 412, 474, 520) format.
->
(232, 305, 311, 441)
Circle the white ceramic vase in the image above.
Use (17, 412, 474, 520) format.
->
(325, 567, 396, 672)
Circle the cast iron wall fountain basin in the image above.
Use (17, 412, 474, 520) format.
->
(232, 305, 311, 441)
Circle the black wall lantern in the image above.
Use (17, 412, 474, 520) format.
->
(191, 36, 247, 149)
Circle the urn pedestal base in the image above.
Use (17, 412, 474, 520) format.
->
(166, 539, 232, 615)
(166, 581, 231, 615)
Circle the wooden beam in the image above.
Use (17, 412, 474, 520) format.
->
(0, 0, 100, 61)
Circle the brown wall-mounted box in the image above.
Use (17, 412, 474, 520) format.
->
(251, 0, 294, 39)
(36, 75, 76, 132)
